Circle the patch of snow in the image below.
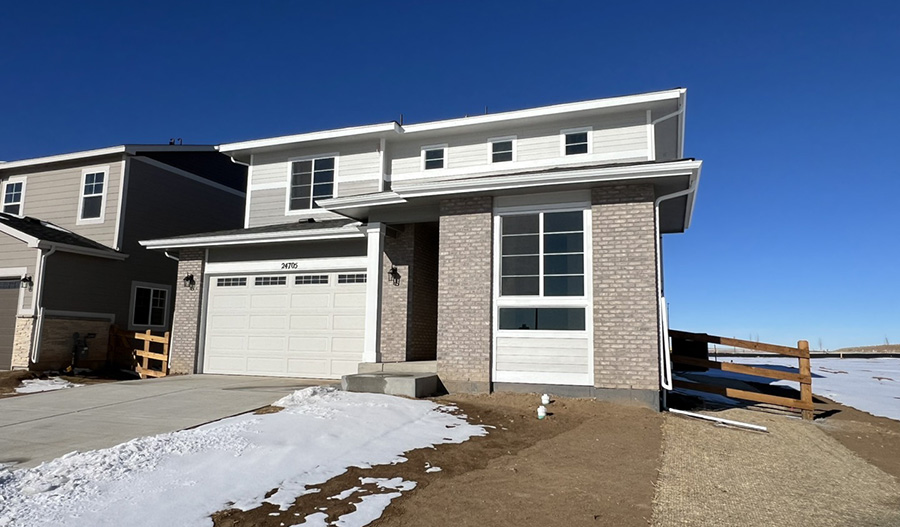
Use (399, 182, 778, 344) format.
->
(328, 487, 360, 500)
(15, 378, 83, 394)
(0, 387, 486, 527)
(425, 466, 442, 473)
(292, 512, 328, 526)
(680, 357, 900, 421)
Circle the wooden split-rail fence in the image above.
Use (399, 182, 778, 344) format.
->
(108, 326, 170, 379)
(669, 329, 814, 420)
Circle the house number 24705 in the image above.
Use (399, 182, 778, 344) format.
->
(280, 262, 299, 270)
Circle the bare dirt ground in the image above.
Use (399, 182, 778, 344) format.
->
(653, 405, 900, 527)
(213, 393, 664, 527)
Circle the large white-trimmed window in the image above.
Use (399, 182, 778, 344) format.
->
(77, 167, 109, 224)
(289, 156, 336, 211)
(421, 144, 447, 170)
(2, 177, 26, 216)
(496, 207, 590, 332)
(488, 136, 516, 163)
(560, 127, 592, 156)
(129, 282, 170, 329)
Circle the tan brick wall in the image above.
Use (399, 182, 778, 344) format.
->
(380, 226, 415, 362)
(11, 317, 34, 369)
(436, 196, 493, 392)
(168, 248, 205, 374)
(591, 184, 660, 392)
(408, 222, 438, 361)
(33, 317, 110, 371)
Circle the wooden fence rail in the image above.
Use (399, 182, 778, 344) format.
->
(107, 326, 170, 379)
(134, 330, 170, 379)
(669, 330, 813, 420)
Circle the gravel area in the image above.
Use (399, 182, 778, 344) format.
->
(652, 408, 900, 526)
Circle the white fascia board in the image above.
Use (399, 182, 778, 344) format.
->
(217, 123, 401, 155)
(402, 89, 685, 134)
(140, 226, 365, 250)
(0, 146, 127, 171)
(392, 160, 702, 199)
(35, 241, 128, 260)
(316, 192, 406, 210)
(0, 221, 40, 245)
(683, 164, 702, 229)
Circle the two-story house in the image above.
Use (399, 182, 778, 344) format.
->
(0, 145, 246, 371)
(143, 88, 703, 409)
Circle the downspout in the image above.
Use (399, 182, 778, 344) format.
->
(164, 250, 179, 262)
(653, 176, 698, 393)
(30, 245, 58, 364)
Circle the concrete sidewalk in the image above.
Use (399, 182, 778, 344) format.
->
(0, 375, 329, 468)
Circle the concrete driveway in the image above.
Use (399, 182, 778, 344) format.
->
(0, 375, 329, 468)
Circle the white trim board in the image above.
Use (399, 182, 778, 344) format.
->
(205, 256, 368, 275)
(43, 310, 116, 322)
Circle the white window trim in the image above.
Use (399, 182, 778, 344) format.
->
(1, 176, 27, 216)
(284, 153, 340, 216)
(560, 127, 593, 156)
(128, 281, 171, 331)
(420, 144, 448, 171)
(491, 200, 594, 386)
(76, 166, 110, 225)
(487, 136, 517, 164)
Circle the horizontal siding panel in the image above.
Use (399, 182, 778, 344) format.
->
(339, 179, 379, 197)
(496, 336, 590, 375)
(494, 361, 588, 374)
(248, 188, 286, 228)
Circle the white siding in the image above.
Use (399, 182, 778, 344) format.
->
(494, 335, 591, 385)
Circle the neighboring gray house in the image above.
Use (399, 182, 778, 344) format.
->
(143, 89, 703, 408)
(0, 146, 246, 371)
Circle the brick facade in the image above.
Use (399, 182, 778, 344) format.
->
(436, 196, 493, 393)
(380, 223, 439, 363)
(168, 248, 205, 374)
(10, 317, 33, 369)
(591, 185, 660, 401)
(32, 317, 110, 371)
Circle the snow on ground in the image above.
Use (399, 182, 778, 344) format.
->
(0, 386, 486, 527)
(14, 378, 83, 394)
(676, 357, 900, 421)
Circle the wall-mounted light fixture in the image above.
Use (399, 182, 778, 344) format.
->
(388, 265, 401, 286)
(183, 273, 196, 290)
(20, 275, 33, 291)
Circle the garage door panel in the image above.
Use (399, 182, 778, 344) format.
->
(332, 337, 364, 353)
(333, 292, 365, 307)
(204, 271, 367, 378)
(291, 293, 331, 308)
(250, 294, 290, 309)
(249, 315, 288, 330)
(288, 337, 329, 352)
(289, 315, 330, 330)
(333, 315, 364, 331)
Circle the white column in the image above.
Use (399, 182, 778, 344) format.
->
(363, 222, 385, 363)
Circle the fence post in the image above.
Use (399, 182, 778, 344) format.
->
(798, 340, 813, 420)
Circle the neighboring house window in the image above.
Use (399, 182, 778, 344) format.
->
(421, 145, 446, 170)
(2, 179, 25, 215)
(561, 128, 591, 156)
(131, 283, 169, 328)
(489, 137, 515, 163)
(290, 157, 335, 210)
(78, 168, 108, 223)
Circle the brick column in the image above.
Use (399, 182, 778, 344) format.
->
(380, 226, 415, 362)
(591, 185, 660, 409)
(168, 248, 205, 374)
(437, 196, 493, 393)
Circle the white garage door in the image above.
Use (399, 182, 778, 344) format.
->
(203, 271, 367, 378)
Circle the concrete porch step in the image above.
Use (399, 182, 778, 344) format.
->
(341, 372, 439, 398)
(358, 360, 437, 374)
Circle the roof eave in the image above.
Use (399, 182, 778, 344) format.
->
(140, 227, 366, 250)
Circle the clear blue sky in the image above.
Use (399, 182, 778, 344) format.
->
(2, 1, 897, 349)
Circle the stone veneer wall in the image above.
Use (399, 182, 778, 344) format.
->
(168, 248, 205, 374)
(591, 184, 661, 406)
(10, 317, 34, 369)
(436, 197, 493, 393)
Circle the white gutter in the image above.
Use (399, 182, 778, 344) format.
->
(653, 172, 700, 392)
(30, 246, 57, 364)
(164, 250, 179, 262)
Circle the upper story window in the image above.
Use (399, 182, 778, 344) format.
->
(561, 127, 592, 156)
(2, 178, 25, 216)
(290, 156, 335, 210)
(78, 167, 108, 224)
(489, 136, 516, 163)
(500, 210, 585, 297)
(421, 145, 446, 170)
